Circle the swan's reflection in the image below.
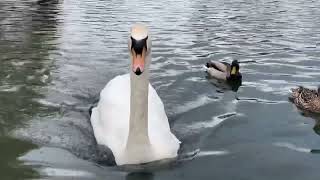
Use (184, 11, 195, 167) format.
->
(126, 172, 154, 180)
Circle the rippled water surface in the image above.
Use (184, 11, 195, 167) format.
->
(1, 0, 320, 179)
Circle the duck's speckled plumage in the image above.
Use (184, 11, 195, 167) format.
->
(289, 86, 320, 113)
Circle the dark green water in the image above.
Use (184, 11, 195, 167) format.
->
(1, 0, 320, 179)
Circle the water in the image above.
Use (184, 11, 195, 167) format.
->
(0, 0, 320, 179)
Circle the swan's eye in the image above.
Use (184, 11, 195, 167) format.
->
(131, 36, 148, 55)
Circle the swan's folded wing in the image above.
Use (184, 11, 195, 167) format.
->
(148, 85, 180, 156)
(90, 74, 130, 157)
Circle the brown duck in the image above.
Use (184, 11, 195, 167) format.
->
(289, 86, 320, 113)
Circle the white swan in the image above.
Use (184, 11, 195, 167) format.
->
(90, 24, 180, 165)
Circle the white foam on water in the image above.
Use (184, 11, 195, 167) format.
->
(188, 116, 226, 130)
(174, 95, 217, 115)
(187, 112, 239, 131)
(0, 85, 21, 92)
(40, 167, 95, 178)
(35, 99, 62, 108)
(185, 76, 206, 82)
(273, 142, 310, 153)
(198, 150, 229, 157)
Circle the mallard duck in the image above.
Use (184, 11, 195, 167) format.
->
(289, 86, 320, 113)
(205, 60, 242, 82)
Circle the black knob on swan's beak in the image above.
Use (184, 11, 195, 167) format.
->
(135, 67, 142, 76)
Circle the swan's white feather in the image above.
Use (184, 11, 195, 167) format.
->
(90, 74, 180, 165)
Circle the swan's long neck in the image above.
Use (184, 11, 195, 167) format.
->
(126, 55, 151, 149)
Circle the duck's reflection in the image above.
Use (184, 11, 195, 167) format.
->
(295, 110, 320, 154)
(299, 110, 320, 136)
(206, 76, 242, 92)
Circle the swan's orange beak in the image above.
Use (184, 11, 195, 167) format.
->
(132, 48, 146, 76)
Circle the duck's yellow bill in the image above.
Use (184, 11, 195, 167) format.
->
(231, 67, 237, 75)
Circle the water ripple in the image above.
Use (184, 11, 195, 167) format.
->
(1, 0, 320, 179)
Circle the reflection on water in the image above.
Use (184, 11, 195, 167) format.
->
(0, 0, 60, 133)
(298, 111, 320, 136)
(313, 118, 320, 136)
(206, 76, 242, 93)
(126, 172, 154, 180)
(0, 138, 38, 179)
(0, 0, 320, 179)
(0, 0, 61, 178)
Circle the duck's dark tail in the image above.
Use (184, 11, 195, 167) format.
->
(205, 61, 215, 68)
